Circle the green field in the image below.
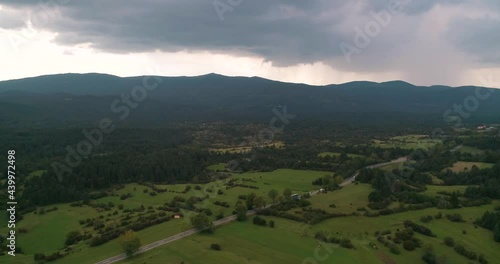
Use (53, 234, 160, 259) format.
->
(457, 146, 485, 155)
(113, 201, 500, 264)
(3, 166, 499, 264)
(371, 135, 441, 150)
(119, 217, 384, 264)
(0, 169, 331, 263)
(307, 183, 373, 214)
(446, 161, 494, 173)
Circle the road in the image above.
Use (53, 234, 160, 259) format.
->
(96, 156, 408, 264)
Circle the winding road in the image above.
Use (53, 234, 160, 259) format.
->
(95, 156, 408, 264)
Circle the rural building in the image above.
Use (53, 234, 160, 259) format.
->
(291, 194, 301, 201)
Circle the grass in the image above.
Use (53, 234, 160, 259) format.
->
(0, 169, 330, 263)
(310, 202, 500, 264)
(307, 183, 373, 214)
(446, 161, 494, 173)
(4, 166, 499, 264)
(318, 152, 365, 158)
(118, 217, 383, 264)
(457, 146, 485, 155)
(114, 201, 500, 264)
(371, 135, 441, 150)
(209, 142, 284, 154)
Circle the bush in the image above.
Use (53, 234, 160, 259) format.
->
(403, 240, 416, 251)
(454, 244, 477, 260)
(478, 254, 489, 264)
(446, 213, 465, 222)
(422, 252, 437, 264)
(269, 220, 275, 228)
(404, 220, 435, 237)
(340, 238, 355, 249)
(210, 243, 221, 251)
(65, 230, 82, 246)
(443, 237, 455, 247)
(252, 216, 267, 226)
(389, 244, 401, 255)
(420, 215, 433, 223)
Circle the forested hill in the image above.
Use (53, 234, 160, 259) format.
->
(0, 73, 499, 127)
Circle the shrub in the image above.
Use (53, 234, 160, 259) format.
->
(389, 244, 401, 254)
(65, 230, 82, 246)
(478, 254, 489, 264)
(252, 216, 267, 226)
(340, 238, 355, 249)
(404, 220, 435, 237)
(210, 243, 221, 251)
(446, 213, 464, 222)
(403, 240, 416, 251)
(420, 215, 433, 223)
(269, 220, 275, 228)
(434, 212, 442, 219)
(422, 252, 437, 264)
(443, 237, 455, 247)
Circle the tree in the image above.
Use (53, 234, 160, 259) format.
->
(443, 237, 455, 247)
(216, 209, 224, 220)
(493, 223, 500, 242)
(450, 192, 460, 208)
(321, 175, 331, 186)
(403, 240, 416, 251)
(334, 175, 344, 185)
(235, 202, 247, 221)
(268, 189, 278, 203)
(65, 230, 82, 246)
(190, 213, 214, 233)
(120, 230, 141, 257)
(283, 188, 292, 198)
(253, 196, 265, 209)
(246, 193, 256, 209)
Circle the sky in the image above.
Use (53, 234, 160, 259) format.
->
(0, 0, 499, 87)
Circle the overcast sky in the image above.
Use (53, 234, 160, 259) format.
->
(0, 0, 499, 87)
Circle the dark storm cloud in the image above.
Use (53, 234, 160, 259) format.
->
(447, 16, 500, 64)
(0, 0, 497, 68)
(0, 0, 351, 66)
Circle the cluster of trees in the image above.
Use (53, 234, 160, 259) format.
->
(403, 220, 435, 237)
(21, 148, 220, 207)
(314, 231, 355, 249)
(475, 211, 500, 242)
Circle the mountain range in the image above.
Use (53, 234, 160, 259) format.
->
(1, 73, 498, 127)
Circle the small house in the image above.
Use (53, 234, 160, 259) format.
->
(291, 194, 301, 201)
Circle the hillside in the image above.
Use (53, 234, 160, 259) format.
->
(0, 73, 499, 127)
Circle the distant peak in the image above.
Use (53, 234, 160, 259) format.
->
(380, 80, 415, 87)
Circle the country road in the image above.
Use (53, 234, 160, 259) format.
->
(95, 156, 408, 264)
